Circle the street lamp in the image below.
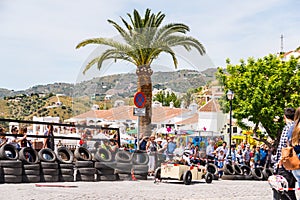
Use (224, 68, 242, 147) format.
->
(227, 89, 234, 161)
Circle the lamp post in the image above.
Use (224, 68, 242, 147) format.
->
(227, 89, 234, 161)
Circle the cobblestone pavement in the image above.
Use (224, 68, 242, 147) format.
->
(1, 179, 299, 200)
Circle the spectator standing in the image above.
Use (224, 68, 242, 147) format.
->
(216, 141, 228, 158)
(43, 124, 54, 151)
(259, 144, 268, 167)
(273, 107, 296, 200)
(146, 135, 157, 176)
(8, 126, 24, 150)
(0, 127, 7, 147)
(166, 136, 177, 161)
(243, 144, 251, 166)
(19, 126, 30, 148)
(253, 146, 261, 168)
(287, 107, 300, 189)
(138, 136, 148, 151)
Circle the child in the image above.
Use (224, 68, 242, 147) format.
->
(217, 149, 225, 178)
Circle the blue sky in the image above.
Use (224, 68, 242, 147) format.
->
(0, 0, 299, 90)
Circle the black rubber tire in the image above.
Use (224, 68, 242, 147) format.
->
(251, 168, 263, 180)
(115, 151, 132, 163)
(59, 168, 74, 175)
(0, 160, 22, 168)
(115, 162, 132, 173)
(23, 169, 40, 175)
(117, 173, 132, 181)
(262, 167, 273, 180)
(233, 164, 243, 175)
(59, 174, 74, 182)
(131, 151, 149, 165)
(97, 174, 117, 181)
(41, 168, 59, 175)
(23, 164, 40, 170)
(205, 172, 213, 183)
(19, 147, 39, 164)
(223, 164, 234, 175)
(2, 167, 22, 175)
(76, 174, 95, 182)
(56, 147, 74, 164)
(240, 165, 252, 176)
(154, 167, 161, 180)
(40, 174, 59, 182)
(38, 148, 57, 162)
(59, 163, 74, 169)
(22, 175, 40, 183)
(74, 147, 92, 161)
(1, 175, 22, 183)
(205, 163, 218, 175)
(183, 170, 192, 185)
(94, 161, 116, 170)
(221, 175, 236, 180)
(244, 175, 253, 180)
(77, 168, 96, 175)
(132, 164, 149, 173)
(75, 161, 94, 168)
(40, 162, 58, 169)
(94, 148, 113, 162)
(0, 144, 19, 160)
(213, 174, 219, 180)
(97, 169, 115, 176)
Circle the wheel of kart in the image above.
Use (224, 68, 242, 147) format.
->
(154, 167, 161, 180)
(205, 172, 213, 184)
(183, 170, 192, 185)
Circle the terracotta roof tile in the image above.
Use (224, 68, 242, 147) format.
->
(199, 99, 221, 112)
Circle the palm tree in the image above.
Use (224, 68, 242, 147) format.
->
(76, 8, 206, 136)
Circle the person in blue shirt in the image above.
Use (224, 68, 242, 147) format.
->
(166, 136, 177, 160)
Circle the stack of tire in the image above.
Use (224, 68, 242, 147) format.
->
(39, 148, 59, 182)
(205, 163, 219, 180)
(19, 147, 40, 183)
(131, 151, 149, 180)
(221, 164, 274, 181)
(0, 144, 22, 183)
(94, 148, 117, 181)
(74, 147, 95, 182)
(115, 150, 134, 180)
(56, 147, 74, 182)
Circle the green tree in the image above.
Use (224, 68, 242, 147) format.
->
(76, 8, 205, 136)
(153, 90, 180, 107)
(216, 54, 300, 147)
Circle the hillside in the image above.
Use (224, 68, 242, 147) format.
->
(0, 69, 218, 121)
(0, 69, 217, 99)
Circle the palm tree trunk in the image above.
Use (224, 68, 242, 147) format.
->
(136, 65, 153, 137)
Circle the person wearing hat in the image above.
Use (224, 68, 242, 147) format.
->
(156, 137, 166, 165)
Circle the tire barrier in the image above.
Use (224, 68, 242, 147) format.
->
(205, 163, 218, 175)
(94, 148, 113, 163)
(75, 161, 95, 182)
(115, 151, 132, 163)
(224, 164, 234, 175)
(232, 164, 243, 175)
(95, 161, 117, 181)
(74, 147, 92, 161)
(0, 160, 22, 183)
(40, 161, 59, 182)
(22, 163, 40, 183)
(251, 168, 263, 180)
(19, 147, 39, 164)
(58, 163, 74, 182)
(132, 164, 148, 180)
(131, 151, 149, 165)
(0, 144, 19, 160)
(56, 147, 74, 164)
(262, 167, 273, 181)
(240, 165, 252, 176)
(38, 148, 57, 163)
